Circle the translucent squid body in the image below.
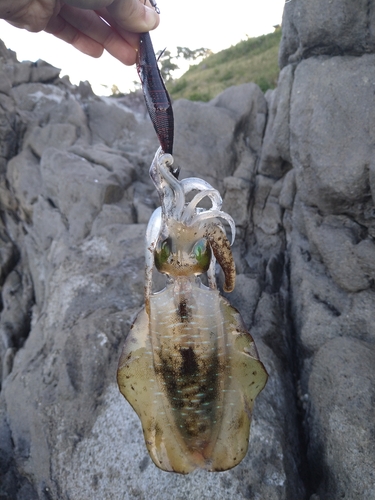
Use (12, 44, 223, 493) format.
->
(117, 148, 268, 473)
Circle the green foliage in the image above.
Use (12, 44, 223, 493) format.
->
(171, 79, 188, 93)
(176, 46, 212, 61)
(156, 46, 211, 82)
(168, 28, 282, 101)
(187, 91, 211, 102)
(109, 84, 125, 98)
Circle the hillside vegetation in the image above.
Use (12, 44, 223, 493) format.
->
(167, 28, 282, 102)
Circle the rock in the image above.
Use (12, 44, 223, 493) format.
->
(0, 219, 17, 287)
(0, 264, 33, 383)
(47, 95, 90, 143)
(226, 273, 260, 327)
(8, 61, 32, 86)
(248, 289, 305, 500)
(232, 147, 257, 182)
(223, 176, 251, 228)
(210, 83, 267, 155)
(30, 60, 61, 83)
(278, 169, 296, 211)
(40, 148, 125, 240)
(307, 337, 375, 499)
(6, 149, 43, 220)
(279, 0, 375, 67)
(23, 196, 68, 308)
(0, 93, 19, 165)
(290, 217, 375, 355)
(0, 39, 12, 61)
(253, 175, 283, 238)
(0, 60, 12, 94)
(1, 222, 146, 499)
(0, 57, 304, 498)
(303, 210, 375, 293)
(91, 203, 135, 230)
(174, 86, 267, 195)
(290, 224, 350, 353)
(290, 55, 375, 214)
(69, 144, 136, 190)
(173, 99, 237, 192)
(10, 83, 67, 125)
(258, 64, 294, 178)
(26, 123, 77, 158)
(1, 2, 375, 495)
(0, 41, 18, 68)
(132, 181, 157, 223)
(86, 99, 137, 146)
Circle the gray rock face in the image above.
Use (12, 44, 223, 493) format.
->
(272, 4, 375, 499)
(308, 337, 375, 499)
(0, 3, 375, 497)
(279, 0, 375, 67)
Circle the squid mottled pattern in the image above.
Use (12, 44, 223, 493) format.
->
(117, 149, 268, 473)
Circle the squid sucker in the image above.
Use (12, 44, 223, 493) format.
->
(117, 149, 268, 474)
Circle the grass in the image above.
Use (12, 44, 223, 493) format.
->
(167, 28, 282, 102)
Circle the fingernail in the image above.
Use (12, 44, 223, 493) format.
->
(145, 6, 160, 30)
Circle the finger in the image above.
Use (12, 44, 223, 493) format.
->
(58, 5, 138, 64)
(45, 12, 105, 58)
(63, 0, 113, 7)
(95, 8, 139, 48)
(107, 0, 160, 33)
(2, 3, 56, 32)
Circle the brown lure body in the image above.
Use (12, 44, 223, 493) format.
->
(137, 32, 174, 156)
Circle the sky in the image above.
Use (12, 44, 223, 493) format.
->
(0, 0, 285, 96)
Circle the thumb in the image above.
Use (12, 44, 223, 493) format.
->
(107, 0, 160, 32)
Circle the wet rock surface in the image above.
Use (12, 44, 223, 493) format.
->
(0, 2, 374, 496)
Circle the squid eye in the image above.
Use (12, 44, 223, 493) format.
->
(155, 238, 171, 270)
(192, 238, 211, 271)
(160, 238, 171, 262)
(159, 238, 171, 262)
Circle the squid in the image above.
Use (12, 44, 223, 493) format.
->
(117, 148, 268, 474)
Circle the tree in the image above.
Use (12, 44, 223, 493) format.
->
(176, 46, 212, 61)
(156, 46, 212, 82)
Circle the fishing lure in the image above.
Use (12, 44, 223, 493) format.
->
(117, 148, 268, 473)
(137, 31, 174, 156)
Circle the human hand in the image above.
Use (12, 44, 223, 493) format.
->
(0, 0, 160, 65)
